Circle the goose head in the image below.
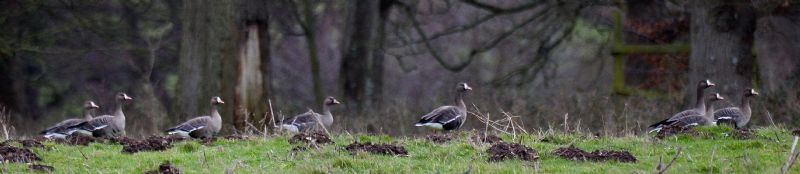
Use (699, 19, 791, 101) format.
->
(116, 92, 134, 102)
(699, 79, 715, 89)
(745, 88, 759, 97)
(457, 82, 472, 92)
(211, 96, 225, 105)
(324, 96, 341, 106)
(83, 100, 100, 110)
(709, 93, 724, 101)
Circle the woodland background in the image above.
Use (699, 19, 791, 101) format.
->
(1, 0, 799, 137)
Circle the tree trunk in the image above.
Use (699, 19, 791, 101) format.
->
(687, 0, 756, 104)
(341, 0, 379, 110)
(301, 0, 324, 109)
(176, 0, 237, 122)
(368, 0, 393, 105)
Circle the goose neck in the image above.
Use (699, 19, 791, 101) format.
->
(114, 100, 125, 118)
(695, 86, 705, 111)
(83, 109, 94, 120)
(456, 91, 467, 109)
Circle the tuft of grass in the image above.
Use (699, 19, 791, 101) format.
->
(2, 128, 799, 173)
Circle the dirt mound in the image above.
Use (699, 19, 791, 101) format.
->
(731, 129, 753, 139)
(122, 136, 175, 154)
(553, 145, 637, 163)
(487, 142, 538, 162)
(224, 134, 248, 140)
(1, 139, 44, 148)
(793, 129, 800, 136)
(471, 134, 503, 144)
(0, 145, 41, 163)
(289, 132, 332, 145)
(345, 142, 408, 156)
(425, 134, 453, 144)
(57, 135, 97, 146)
(655, 125, 698, 139)
(143, 161, 180, 174)
(29, 164, 54, 173)
(105, 136, 138, 146)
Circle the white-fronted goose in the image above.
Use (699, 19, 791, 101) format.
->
(647, 80, 715, 132)
(714, 88, 759, 129)
(166, 96, 224, 138)
(68, 92, 133, 137)
(41, 100, 100, 139)
(276, 96, 341, 134)
(657, 93, 724, 129)
(415, 82, 472, 131)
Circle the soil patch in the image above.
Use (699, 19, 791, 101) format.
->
(731, 129, 753, 139)
(471, 134, 503, 144)
(425, 134, 453, 144)
(224, 134, 248, 140)
(553, 145, 637, 163)
(345, 142, 408, 156)
(104, 136, 138, 146)
(655, 125, 698, 139)
(487, 142, 538, 162)
(143, 161, 180, 174)
(56, 135, 97, 146)
(1, 139, 44, 149)
(289, 132, 332, 145)
(122, 136, 175, 154)
(29, 164, 54, 173)
(0, 145, 41, 163)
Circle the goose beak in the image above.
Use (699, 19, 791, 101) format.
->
(751, 89, 759, 96)
(332, 99, 341, 105)
(706, 80, 715, 87)
(462, 83, 472, 91)
(217, 99, 225, 104)
(716, 93, 724, 100)
(89, 102, 100, 109)
(123, 94, 133, 100)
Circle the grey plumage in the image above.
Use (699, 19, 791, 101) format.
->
(649, 92, 723, 132)
(167, 96, 224, 138)
(41, 100, 99, 139)
(714, 89, 759, 129)
(415, 83, 472, 131)
(67, 92, 133, 138)
(648, 80, 714, 132)
(276, 96, 340, 134)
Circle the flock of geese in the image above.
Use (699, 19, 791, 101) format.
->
(39, 81, 755, 139)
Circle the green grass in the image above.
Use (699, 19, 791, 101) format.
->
(3, 127, 799, 173)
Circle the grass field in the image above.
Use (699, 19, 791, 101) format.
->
(3, 126, 799, 173)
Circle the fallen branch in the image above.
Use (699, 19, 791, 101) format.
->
(782, 136, 800, 174)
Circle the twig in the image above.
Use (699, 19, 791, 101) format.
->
(657, 147, 684, 174)
(563, 113, 569, 133)
(77, 148, 88, 160)
(782, 136, 800, 174)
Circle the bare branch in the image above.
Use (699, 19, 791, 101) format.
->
(460, 0, 542, 14)
(400, 4, 474, 71)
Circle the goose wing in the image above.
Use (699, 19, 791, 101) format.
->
(68, 115, 115, 132)
(417, 106, 463, 125)
(167, 116, 211, 134)
(41, 118, 84, 135)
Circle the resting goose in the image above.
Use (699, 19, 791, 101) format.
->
(276, 96, 341, 134)
(68, 92, 133, 137)
(654, 93, 724, 130)
(647, 80, 715, 132)
(415, 82, 472, 131)
(41, 100, 100, 139)
(166, 96, 224, 138)
(714, 88, 759, 129)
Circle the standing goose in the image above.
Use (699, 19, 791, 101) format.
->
(658, 93, 724, 129)
(276, 96, 341, 134)
(648, 80, 715, 132)
(41, 100, 100, 139)
(68, 92, 133, 137)
(166, 96, 225, 138)
(714, 88, 759, 129)
(415, 82, 472, 131)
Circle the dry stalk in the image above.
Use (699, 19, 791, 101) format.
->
(656, 147, 683, 174)
(782, 136, 800, 174)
